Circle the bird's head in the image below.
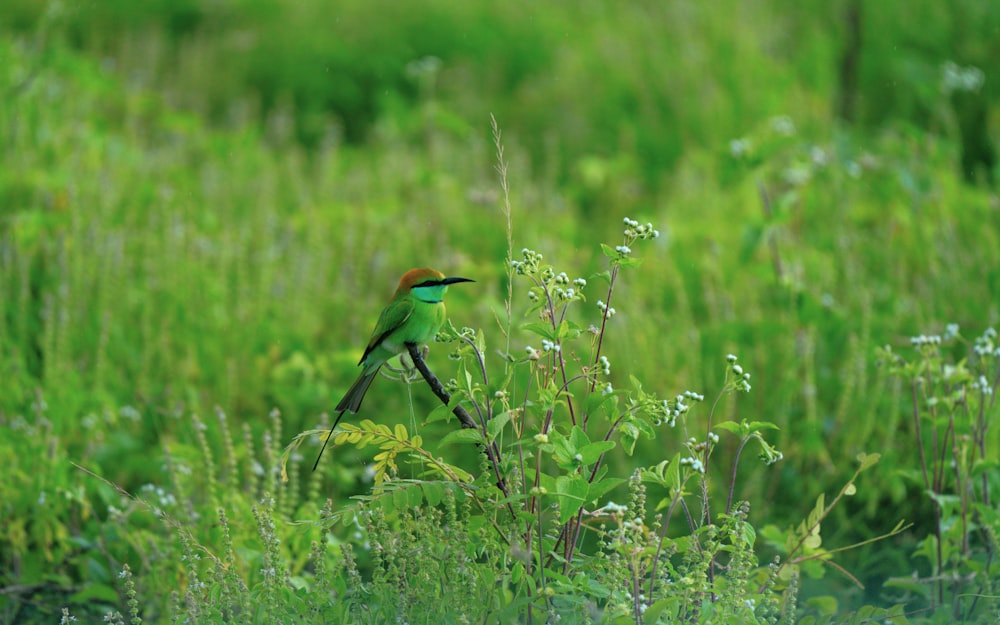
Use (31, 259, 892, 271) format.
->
(396, 268, 474, 303)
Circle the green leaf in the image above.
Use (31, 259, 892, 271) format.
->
(569, 425, 591, 449)
(68, 582, 119, 605)
(549, 429, 581, 469)
(619, 422, 639, 456)
(379, 493, 396, 514)
(474, 328, 487, 354)
(439, 428, 483, 446)
(578, 440, 615, 465)
(421, 481, 446, 506)
(739, 520, 756, 548)
(555, 475, 589, 523)
(739, 222, 764, 263)
(406, 483, 424, 507)
(972, 458, 1000, 478)
(425, 401, 454, 425)
(521, 321, 557, 341)
(555, 320, 583, 340)
(583, 390, 615, 418)
(714, 421, 744, 435)
(644, 598, 676, 625)
(591, 270, 612, 285)
(884, 576, 932, 598)
(586, 477, 624, 504)
(759, 524, 789, 554)
(856, 452, 881, 471)
(805, 596, 838, 617)
(392, 485, 410, 510)
(511, 561, 524, 584)
(463, 364, 474, 392)
(600, 243, 617, 258)
(487, 411, 511, 443)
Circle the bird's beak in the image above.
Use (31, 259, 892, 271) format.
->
(441, 276, 475, 285)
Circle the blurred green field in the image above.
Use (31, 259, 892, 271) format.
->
(1, 1, 999, 622)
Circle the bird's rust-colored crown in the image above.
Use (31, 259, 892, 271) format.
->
(395, 268, 446, 295)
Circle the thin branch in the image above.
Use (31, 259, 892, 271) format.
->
(405, 342, 515, 518)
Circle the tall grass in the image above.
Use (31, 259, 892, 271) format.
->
(1, 4, 999, 620)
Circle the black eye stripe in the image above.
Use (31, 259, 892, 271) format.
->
(412, 280, 443, 288)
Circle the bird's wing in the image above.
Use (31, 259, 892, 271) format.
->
(358, 296, 414, 365)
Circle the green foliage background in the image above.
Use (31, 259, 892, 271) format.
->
(1, 0, 998, 622)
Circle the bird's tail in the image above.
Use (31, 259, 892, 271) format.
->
(312, 368, 380, 470)
(336, 368, 380, 413)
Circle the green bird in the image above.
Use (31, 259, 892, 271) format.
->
(313, 267, 474, 469)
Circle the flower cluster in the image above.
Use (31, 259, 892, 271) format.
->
(972, 374, 994, 396)
(622, 217, 660, 241)
(680, 455, 705, 474)
(513, 248, 589, 308)
(654, 390, 703, 427)
(510, 248, 543, 276)
(730, 137, 751, 158)
(942, 61, 985, 95)
(910, 334, 943, 347)
(770, 115, 796, 136)
(726, 354, 752, 393)
(598, 355, 611, 376)
(974, 327, 999, 358)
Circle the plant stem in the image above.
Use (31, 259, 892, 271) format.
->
(404, 343, 514, 518)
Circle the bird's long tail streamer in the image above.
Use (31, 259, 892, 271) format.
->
(312, 410, 347, 471)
